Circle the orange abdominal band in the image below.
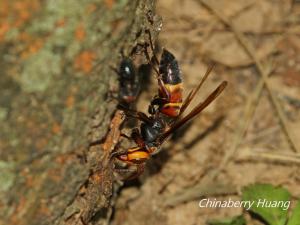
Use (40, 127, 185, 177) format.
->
(160, 83, 183, 117)
(118, 147, 149, 164)
(127, 151, 149, 163)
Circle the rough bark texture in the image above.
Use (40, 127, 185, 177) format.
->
(0, 1, 159, 224)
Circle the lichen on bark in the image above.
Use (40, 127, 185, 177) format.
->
(0, 0, 160, 224)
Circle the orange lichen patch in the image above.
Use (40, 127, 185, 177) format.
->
(25, 175, 34, 188)
(13, 2, 30, 27)
(0, 22, 10, 41)
(9, 213, 18, 224)
(55, 154, 76, 164)
(18, 32, 31, 41)
(20, 38, 44, 59)
(14, 1, 40, 27)
(90, 172, 102, 183)
(0, 1, 41, 43)
(0, 2, 9, 16)
(0, 1, 41, 29)
(19, 169, 34, 188)
(86, 3, 97, 13)
(65, 95, 75, 108)
(14, 196, 27, 215)
(48, 168, 63, 183)
(104, 0, 115, 9)
(73, 50, 96, 74)
(55, 18, 66, 28)
(55, 155, 68, 164)
(78, 183, 87, 194)
(9, 195, 27, 224)
(35, 137, 48, 150)
(0, 4, 10, 38)
(38, 200, 51, 217)
(75, 23, 86, 42)
(52, 122, 62, 134)
(17, 32, 45, 59)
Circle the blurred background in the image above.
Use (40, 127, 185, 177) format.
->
(0, 0, 299, 225)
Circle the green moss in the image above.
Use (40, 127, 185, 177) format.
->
(0, 161, 16, 192)
(0, 107, 8, 121)
(20, 50, 61, 92)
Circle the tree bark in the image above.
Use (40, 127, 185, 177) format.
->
(0, 1, 159, 224)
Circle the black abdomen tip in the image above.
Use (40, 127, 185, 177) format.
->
(159, 49, 182, 85)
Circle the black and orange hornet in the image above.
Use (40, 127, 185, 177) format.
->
(113, 33, 227, 179)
